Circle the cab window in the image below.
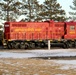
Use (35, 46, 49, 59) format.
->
(70, 26, 75, 30)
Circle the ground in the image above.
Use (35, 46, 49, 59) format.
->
(0, 49, 76, 75)
(0, 58, 76, 75)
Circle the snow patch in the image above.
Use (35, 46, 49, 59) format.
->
(56, 60, 76, 65)
(0, 49, 76, 58)
(52, 60, 76, 70)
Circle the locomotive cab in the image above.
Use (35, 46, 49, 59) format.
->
(64, 21, 76, 39)
(64, 21, 76, 48)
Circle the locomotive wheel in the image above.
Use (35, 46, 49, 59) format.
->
(63, 42, 70, 49)
(7, 43, 12, 49)
(36, 42, 41, 48)
(74, 41, 76, 48)
(40, 42, 45, 48)
(14, 42, 20, 49)
(25, 42, 29, 49)
(20, 42, 25, 49)
(29, 42, 35, 49)
(11, 42, 16, 49)
(67, 41, 73, 48)
(63, 44, 67, 49)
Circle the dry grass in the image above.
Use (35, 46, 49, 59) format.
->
(0, 58, 76, 75)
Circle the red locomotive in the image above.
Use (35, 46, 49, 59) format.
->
(3, 20, 76, 49)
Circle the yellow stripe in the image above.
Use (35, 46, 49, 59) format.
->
(39, 40, 42, 41)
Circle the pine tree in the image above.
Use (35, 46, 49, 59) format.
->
(0, 0, 22, 21)
(21, 0, 41, 21)
(69, 0, 76, 21)
(39, 0, 66, 21)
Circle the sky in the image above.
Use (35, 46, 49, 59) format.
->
(38, 0, 73, 17)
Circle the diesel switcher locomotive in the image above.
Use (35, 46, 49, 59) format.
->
(2, 20, 76, 49)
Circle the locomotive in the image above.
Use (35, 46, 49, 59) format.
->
(2, 20, 76, 49)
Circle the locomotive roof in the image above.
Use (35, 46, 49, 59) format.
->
(5, 21, 76, 25)
(65, 21, 76, 25)
(5, 20, 53, 23)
